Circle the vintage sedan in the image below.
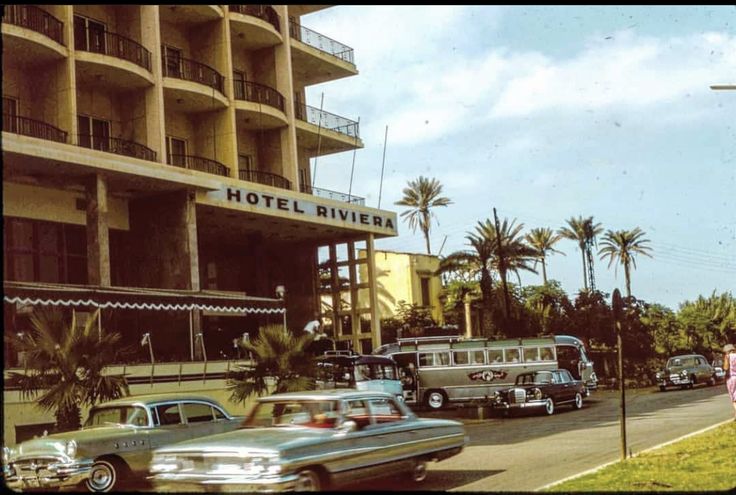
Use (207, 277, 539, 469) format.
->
(656, 354, 717, 391)
(490, 369, 587, 416)
(149, 389, 467, 492)
(2, 393, 242, 492)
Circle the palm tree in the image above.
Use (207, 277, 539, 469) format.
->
(559, 216, 603, 291)
(6, 308, 129, 432)
(227, 325, 317, 404)
(525, 227, 565, 284)
(598, 227, 653, 298)
(395, 176, 452, 255)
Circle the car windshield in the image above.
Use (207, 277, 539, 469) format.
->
(516, 371, 553, 385)
(667, 357, 695, 367)
(241, 400, 340, 429)
(85, 406, 149, 427)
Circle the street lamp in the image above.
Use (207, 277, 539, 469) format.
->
(275, 285, 287, 333)
(612, 289, 627, 460)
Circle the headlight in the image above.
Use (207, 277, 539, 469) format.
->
(2, 446, 11, 464)
(150, 454, 181, 473)
(680, 370, 688, 377)
(655, 372, 662, 379)
(527, 388, 543, 400)
(65, 440, 77, 458)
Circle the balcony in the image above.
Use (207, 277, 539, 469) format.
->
(159, 5, 224, 25)
(2, 114, 68, 144)
(2, 5, 67, 64)
(162, 52, 228, 112)
(233, 80, 287, 130)
(238, 170, 291, 190)
(74, 22, 151, 71)
(289, 19, 357, 86)
(163, 54, 224, 94)
(229, 5, 282, 51)
(77, 135, 156, 162)
(294, 102, 363, 156)
(168, 154, 229, 177)
(300, 184, 365, 206)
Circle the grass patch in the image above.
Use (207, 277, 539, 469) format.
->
(544, 422, 736, 492)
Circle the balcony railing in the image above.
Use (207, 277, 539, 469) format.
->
(78, 135, 156, 162)
(238, 169, 291, 190)
(74, 21, 151, 71)
(233, 80, 285, 112)
(2, 114, 68, 143)
(289, 19, 354, 65)
(161, 52, 225, 95)
(168, 154, 228, 176)
(230, 5, 280, 32)
(294, 103, 360, 139)
(300, 184, 365, 205)
(2, 5, 64, 46)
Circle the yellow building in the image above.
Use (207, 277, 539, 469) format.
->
(2, 4, 397, 444)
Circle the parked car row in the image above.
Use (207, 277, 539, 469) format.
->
(2, 390, 467, 492)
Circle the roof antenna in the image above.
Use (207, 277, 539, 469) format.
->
(311, 92, 325, 187)
(347, 116, 360, 203)
(377, 125, 388, 208)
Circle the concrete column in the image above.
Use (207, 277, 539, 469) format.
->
(218, 7, 239, 178)
(140, 5, 167, 163)
(275, 5, 299, 185)
(464, 294, 473, 339)
(366, 234, 381, 350)
(328, 243, 342, 340)
(85, 174, 111, 286)
(347, 241, 361, 352)
(59, 6, 78, 143)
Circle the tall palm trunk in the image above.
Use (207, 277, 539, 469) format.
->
(541, 256, 548, 285)
(624, 261, 632, 298)
(55, 404, 82, 432)
(580, 249, 588, 290)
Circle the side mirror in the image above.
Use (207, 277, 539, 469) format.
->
(336, 420, 357, 435)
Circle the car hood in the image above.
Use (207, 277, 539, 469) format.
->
(663, 365, 695, 374)
(154, 426, 335, 455)
(12, 425, 144, 459)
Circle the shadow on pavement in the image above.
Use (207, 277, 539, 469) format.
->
(341, 469, 504, 492)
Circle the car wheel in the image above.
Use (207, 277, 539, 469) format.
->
(85, 458, 125, 492)
(659, 385, 667, 392)
(544, 398, 555, 415)
(573, 392, 584, 410)
(411, 460, 428, 483)
(294, 469, 321, 491)
(425, 390, 447, 410)
(707, 375, 716, 386)
(689, 376, 696, 389)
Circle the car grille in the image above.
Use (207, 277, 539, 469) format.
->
(11, 456, 62, 475)
(510, 388, 526, 404)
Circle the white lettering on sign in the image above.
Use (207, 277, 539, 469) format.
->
(208, 187, 397, 232)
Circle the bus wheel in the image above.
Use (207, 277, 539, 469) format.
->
(425, 390, 447, 410)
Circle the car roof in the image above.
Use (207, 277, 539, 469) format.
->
(92, 393, 221, 408)
(257, 389, 394, 402)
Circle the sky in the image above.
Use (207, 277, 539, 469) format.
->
(303, 5, 736, 311)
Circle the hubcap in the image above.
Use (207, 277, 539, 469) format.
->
(575, 394, 582, 408)
(295, 471, 319, 491)
(413, 462, 427, 482)
(428, 393, 444, 409)
(545, 399, 554, 415)
(88, 462, 114, 492)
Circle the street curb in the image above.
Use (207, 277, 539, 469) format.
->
(533, 418, 734, 492)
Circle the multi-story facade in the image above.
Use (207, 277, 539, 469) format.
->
(2, 5, 397, 444)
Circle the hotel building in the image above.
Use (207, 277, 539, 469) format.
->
(2, 4, 397, 444)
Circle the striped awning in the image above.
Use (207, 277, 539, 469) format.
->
(3, 281, 284, 314)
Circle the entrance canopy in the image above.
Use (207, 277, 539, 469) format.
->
(3, 281, 284, 314)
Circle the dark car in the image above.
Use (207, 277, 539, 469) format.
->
(655, 354, 717, 391)
(491, 369, 587, 416)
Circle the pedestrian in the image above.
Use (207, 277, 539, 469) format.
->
(304, 316, 324, 339)
(723, 343, 736, 421)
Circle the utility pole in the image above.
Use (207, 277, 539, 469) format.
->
(493, 207, 510, 320)
(612, 288, 627, 460)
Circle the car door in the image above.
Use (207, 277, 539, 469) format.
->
(181, 401, 224, 438)
(147, 402, 192, 449)
(554, 370, 575, 402)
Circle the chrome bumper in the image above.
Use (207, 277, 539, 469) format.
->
(151, 472, 300, 492)
(4, 460, 93, 490)
(493, 400, 546, 409)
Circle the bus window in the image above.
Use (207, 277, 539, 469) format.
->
(436, 352, 451, 366)
(540, 346, 555, 361)
(470, 350, 486, 364)
(488, 349, 503, 364)
(418, 353, 434, 367)
(453, 351, 469, 365)
(524, 347, 540, 362)
(381, 364, 397, 379)
(505, 348, 520, 363)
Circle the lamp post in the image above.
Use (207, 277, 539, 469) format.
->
(276, 285, 286, 333)
(612, 288, 627, 460)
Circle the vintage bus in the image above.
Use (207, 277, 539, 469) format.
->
(373, 335, 597, 409)
(315, 351, 404, 402)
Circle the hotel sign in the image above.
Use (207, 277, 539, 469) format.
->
(208, 186, 397, 233)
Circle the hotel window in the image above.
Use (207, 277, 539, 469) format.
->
(162, 45, 182, 78)
(233, 70, 246, 100)
(77, 115, 110, 152)
(166, 136, 187, 167)
(3, 217, 87, 284)
(420, 276, 431, 307)
(3, 96, 18, 133)
(74, 15, 106, 53)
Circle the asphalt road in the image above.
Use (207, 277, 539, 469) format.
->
(344, 383, 733, 492)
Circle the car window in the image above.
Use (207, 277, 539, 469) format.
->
(345, 399, 372, 429)
(213, 407, 227, 420)
(155, 404, 183, 425)
(182, 402, 215, 424)
(382, 364, 398, 379)
(368, 397, 403, 424)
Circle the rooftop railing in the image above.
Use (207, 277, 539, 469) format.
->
(238, 170, 291, 190)
(161, 51, 225, 95)
(2, 114, 68, 143)
(78, 134, 156, 162)
(233, 80, 285, 112)
(229, 5, 280, 32)
(289, 18, 354, 65)
(2, 5, 64, 46)
(74, 20, 151, 71)
(168, 154, 229, 177)
(294, 102, 360, 139)
(300, 184, 365, 205)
